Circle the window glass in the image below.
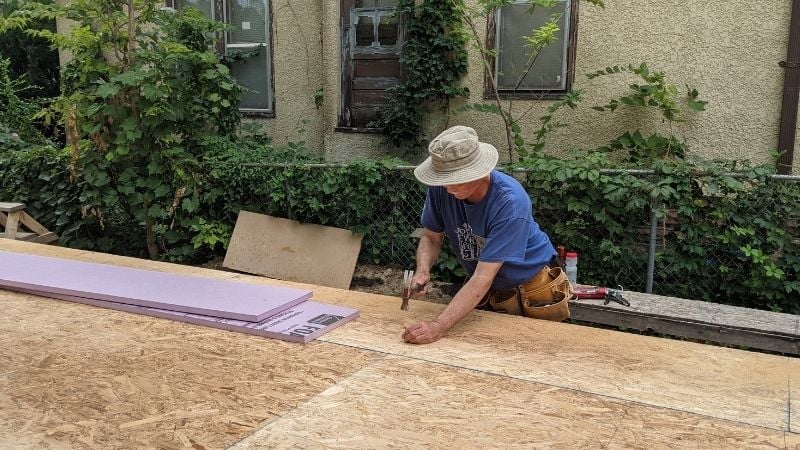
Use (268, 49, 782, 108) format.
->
(177, 0, 273, 112)
(378, 13, 398, 46)
(229, 47, 271, 110)
(496, 1, 569, 91)
(355, 14, 376, 47)
(227, 0, 267, 44)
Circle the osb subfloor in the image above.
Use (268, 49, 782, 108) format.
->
(1, 240, 798, 449)
(232, 355, 799, 449)
(0, 291, 379, 449)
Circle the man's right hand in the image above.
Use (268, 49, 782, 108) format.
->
(410, 271, 430, 298)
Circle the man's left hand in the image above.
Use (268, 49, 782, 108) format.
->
(402, 320, 445, 344)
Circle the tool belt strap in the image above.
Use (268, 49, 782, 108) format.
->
(485, 265, 572, 322)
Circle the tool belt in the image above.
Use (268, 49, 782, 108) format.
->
(479, 265, 573, 322)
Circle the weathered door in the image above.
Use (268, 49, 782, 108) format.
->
(339, 0, 402, 129)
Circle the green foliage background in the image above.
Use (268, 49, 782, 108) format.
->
(0, 0, 59, 99)
(0, 1, 797, 315)
(373, 0, 469, 147)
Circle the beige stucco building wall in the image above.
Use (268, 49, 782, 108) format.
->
(244, 0, 325, 154)
(446, 0, 795, 167)
(56, 0, 798, 170)
(305, 0, 798, 169)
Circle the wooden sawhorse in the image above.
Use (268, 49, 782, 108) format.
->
(0, 202, 59, 244)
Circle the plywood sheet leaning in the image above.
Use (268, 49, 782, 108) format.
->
(223, 211, 362, 289)
(11, 286, 359, 343)
(0, 251, 312, 321)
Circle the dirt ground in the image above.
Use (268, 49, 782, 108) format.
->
(200, 258, 456, 305)
(349, 263, 456, 304)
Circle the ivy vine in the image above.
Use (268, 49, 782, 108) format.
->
(374, 0, 469, 147)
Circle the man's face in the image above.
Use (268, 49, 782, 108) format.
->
(445, 180, 481, 200)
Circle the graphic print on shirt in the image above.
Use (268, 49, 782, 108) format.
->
(455, 222, 485, 261)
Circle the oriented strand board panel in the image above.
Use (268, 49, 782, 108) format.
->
(13, 287, 359, 343)
(223, 211, 362, 289)
(0, 250, 312, 321)
(2, 241, 795, 448)
(232, 355, 799, 449)
(791, 357, 800, 433)
(307, 285, 792, 431)
(0, 290, 379, 449)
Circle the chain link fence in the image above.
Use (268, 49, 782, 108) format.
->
(267, 164, 799, 309)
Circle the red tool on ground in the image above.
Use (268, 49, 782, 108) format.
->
(573, 284, 630, 306)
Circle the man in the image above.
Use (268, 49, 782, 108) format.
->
(402, 126, 570, 345)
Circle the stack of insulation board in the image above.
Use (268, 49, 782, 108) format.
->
(0, 251, 358, 343)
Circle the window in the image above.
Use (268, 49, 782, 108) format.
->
(352, 1, 401, 50)
(174, 0, 274, 114)
(487, 0, 578, 98)
(338, 0, 403, 130)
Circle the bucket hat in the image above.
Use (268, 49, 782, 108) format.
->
(413, 126, 499, 186)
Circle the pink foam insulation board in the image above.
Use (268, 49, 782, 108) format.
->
(0, 251, 311, 321)
(10, 287, 359, 343)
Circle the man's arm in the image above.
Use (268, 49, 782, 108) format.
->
(410, 228, 443, 297)
(402, 260, 503, 344)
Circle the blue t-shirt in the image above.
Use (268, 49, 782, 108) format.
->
(420, 170, 556, 291)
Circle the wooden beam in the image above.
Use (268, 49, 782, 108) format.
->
(570, 296, 800, 355)
(0, 232, 36, 241)
(19, 212, 50, 236)
(0, 202, 25, 213)
(3, 210, 21, 239)
(29, 232, 59, 244)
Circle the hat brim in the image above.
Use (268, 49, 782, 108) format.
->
(413, 142, 499, 186)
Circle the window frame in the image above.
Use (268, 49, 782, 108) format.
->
(350, 6, 404, 54)
(170, 0, 275, 117)
(484, 0, 579, 100)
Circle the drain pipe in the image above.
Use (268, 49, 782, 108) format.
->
(777, 0, 800, 174)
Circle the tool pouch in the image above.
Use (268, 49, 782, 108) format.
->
(488, 266, 572, 322)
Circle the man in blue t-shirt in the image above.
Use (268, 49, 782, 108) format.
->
(402, 126, 561, 345)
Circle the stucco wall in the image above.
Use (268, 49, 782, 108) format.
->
(316, 0, 797, 169)
(246, 0, 325, 155)
(55, 0, 798, 170)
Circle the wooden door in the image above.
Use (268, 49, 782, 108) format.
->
(339, 0, 402, 129)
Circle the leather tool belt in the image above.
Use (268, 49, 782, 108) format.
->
(478, 265, 573, 322)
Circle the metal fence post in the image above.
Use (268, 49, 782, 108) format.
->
(284, 178, 294, 221)
(646, 203, 658, 293)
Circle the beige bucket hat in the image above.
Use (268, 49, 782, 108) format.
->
(413, 126, 499, 186)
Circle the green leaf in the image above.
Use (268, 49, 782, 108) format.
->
(113, 70, 147, 86)
(96, 83, 121, 99)
(154, 184, 170, 197)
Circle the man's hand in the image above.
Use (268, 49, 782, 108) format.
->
(410, 271, 430, 298)
(402, 320, 445, 344)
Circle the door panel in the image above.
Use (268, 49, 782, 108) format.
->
(339, 0, 401, 128)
